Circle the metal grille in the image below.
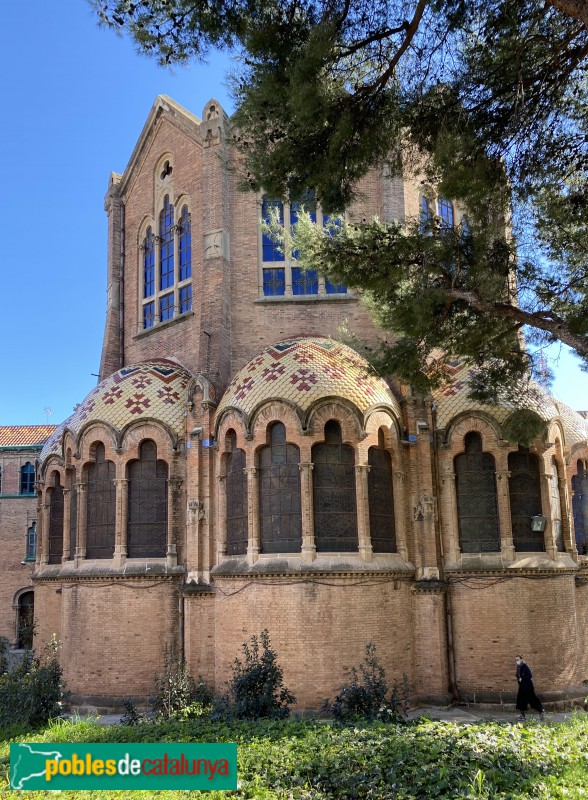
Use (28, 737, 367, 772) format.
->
(127, 440, 168, 558)
(455, 433, 500, 552)
(86, 443, 116, 559)
(226, 440, 248, 555)
(68, 472, 77, 559)
(48, 474, 64, 564)
(508, 450, 544, 551)
(313, 420, 358, 551)
(368, 446, 396, 552)
(260, 423, 302, 553)
(571, 460, 588, 554)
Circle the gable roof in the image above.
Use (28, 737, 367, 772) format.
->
(0, 425, 57, 448)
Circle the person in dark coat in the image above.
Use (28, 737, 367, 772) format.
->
(515, 655, 544, 721)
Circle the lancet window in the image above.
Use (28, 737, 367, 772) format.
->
(48, 472, 64, 564)
(85, 443, 115, 559)
(127, 440, 168, 558)
(572, 459, 588, 555)
(508, 448, 544, 551)
(225, 431, 248, 555)
(259, 423, 302, 553)
(454, 432, 500, 552)
(367, 431, 396, 552)
(67, 468, 77, 560)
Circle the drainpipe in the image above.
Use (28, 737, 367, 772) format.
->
(178, 582, 185, 663)
(431, 402, 460, 702)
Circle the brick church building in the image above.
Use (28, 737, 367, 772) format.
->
(15, 95, 588, 710)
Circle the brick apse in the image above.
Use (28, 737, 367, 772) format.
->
(27, 95, 588, 711)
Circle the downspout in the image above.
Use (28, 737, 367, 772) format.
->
(431, 402, 460, 703)
(178, 583, 185, 663)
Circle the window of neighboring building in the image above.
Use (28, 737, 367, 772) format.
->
(127, 440, 168, 558)
(259, 423, 302, 553)
(0, 466, 2, 493)
(20, 462, 35, 495)
(48, 472, 64, 565)
(508, 448, 544, 551)
(25, 521, 36, 561)
(368, 431, 397, 553)
(312, 420, 358, 551)
(140, 197, 192, 330)
(86, 443, 115, 559)
(261, 194, 347, 298)
(16, 591, 34, 650)
(572, 459, 588, 555)
(225, 431, 248, 555)
(454, 432, 500, 553)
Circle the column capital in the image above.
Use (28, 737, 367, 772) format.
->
(298, 462, 314, 473)
(355, 464, 371, 474)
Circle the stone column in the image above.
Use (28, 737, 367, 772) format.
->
(245, 467, 260, 564)
(75, 482, 87, 565)
(439, 470, 460, 566)
(495, 461, 515, 562)
(113, 478, 128, 567)
(167, 477, 183, 567)
(355, 464, 373, 562)
(299, 462, 315, 563)
(62, 488, 71, 562)
(393, 469, 410, 562)
(541, 471, 557, 560)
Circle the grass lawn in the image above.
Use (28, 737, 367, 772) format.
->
(1, 714, 587, 799)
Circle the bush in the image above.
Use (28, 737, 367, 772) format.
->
(149, 647, 214, 720)
(223, 629, 295, 719)
(325, 642, 410, 722)
(0, 637, 8, 675)
(0, 635, 67, 730)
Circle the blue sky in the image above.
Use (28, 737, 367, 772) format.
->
(0, 0, 586, 427)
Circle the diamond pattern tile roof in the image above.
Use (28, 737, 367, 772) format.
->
(216, 338, 401, 424)
(39, 360, 192, 464)
(0, 425, 57, 448)
(433, 360, 588, 446)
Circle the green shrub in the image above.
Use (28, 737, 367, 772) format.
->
(149, 647, 214, 720)
(0, 635, 67, 730)
(223, 629, 295, 719)
(325, 641, 410, 722)
(0, 637, 8, 675)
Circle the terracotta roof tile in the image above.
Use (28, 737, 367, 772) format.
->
(0, 425, 57, 447)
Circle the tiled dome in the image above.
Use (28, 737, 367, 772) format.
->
(39, 360, 192, 464)
(215, 337, 401, 424)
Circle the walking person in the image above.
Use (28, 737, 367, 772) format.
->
(515, 655, 545, 721)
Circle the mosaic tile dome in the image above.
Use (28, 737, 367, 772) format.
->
(215, 337, 401, 424)
(39, 360, 193, 464)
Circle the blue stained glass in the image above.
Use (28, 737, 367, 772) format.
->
(437, 197, 454, 228)
(420, 196, 433, 232)
(160, 195, 175, 288)
(292, 267, 318, 295)
(325, 280, 347, 294)
(143, 227, 155, 298)
(291, 196, 316, 259)
(180, 284, 192, 313)
(20, 463, 35, 495)
(262, 198, 284, 262)
(143, 301, 155, 329)
(263, 268, 285, 296)
(160, 292, 174, 321)
(179, 205, 191, 280)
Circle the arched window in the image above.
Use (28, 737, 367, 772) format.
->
(454, 432, 500, 552)
(0, 465, 2, 493)
(16, 591, 34, 650)
(20, 462, 35, 495)
(159, 195, 175, 321)
(368, 430, 396, 552)
(67, 469, 77, 560)
(48, 473, 64, 564)
(572, 459, 588, 555)
(127, 440, 168, 558)
(259, 423, 301, 553)
(549, 457, 564, 551)
(313, 420, 358, 551)
(25, 522, 36, 561)
(508, 448, 544, 551)
(419, 196, 433, 232)
(437, 197, 454, 228)
(178, 205, 192, 313)
(86, 443, 115, 559)
(225, 431, 248, 555)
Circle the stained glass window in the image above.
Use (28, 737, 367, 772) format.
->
(572, 460, 588, 555)
(143, 227, 155, 298)
(455, 432, 500, 552)
(48, 473, 64, 564)
(160, 195, 175, 289)
(143, 301, 155, 329)
(127, 440, 167, 558)
(160, 292, 174, 321)
(263, 268, 286, 296)
(420, 196, 433, 232)
(86, 443, 115, 559)
(508, 448, 544, 551)
(292, 267, 318, 295)
(368, 435, 396, 552)
(226, 431, 248, 555)
(437, 197, 454, 228)
(179, 284, 192, 314)
(262, 199, 284, 262)
(68, 470, 77, 560)
(313, 420, 358, 551)
(260, 423, 302, 553)
(178, 205, 192, 281)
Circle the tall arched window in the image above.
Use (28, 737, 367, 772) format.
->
(86, 443, 115, 559)
(313, 420, 358, 551)
(437, 197, 454, 228)
(159, 195, 175, 321)
(20, 462, 35, 495)
(25, 521, 36, 561)
(142, 226, 156, 329)
(368, 430, 396, 552)
(127, 440, 168, 558)
(48, 472, 64, 564)
(225, 431, 248, 555)
(259, 423, 301, 553)
(16, 591, 34, 650)
(178, 205, 192, 313)
(67, 468, 77, 560)
(508, 448, 544, 551)
(549, 457, 564, 551)
(454, 432, 500, 552)
(572, 459, 588, 555)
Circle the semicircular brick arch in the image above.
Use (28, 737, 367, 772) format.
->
(120, 421, 177, 464)
(445, 413, 505, 457)
(306, 401, 363, 445)
(250, 401, 304, 443)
